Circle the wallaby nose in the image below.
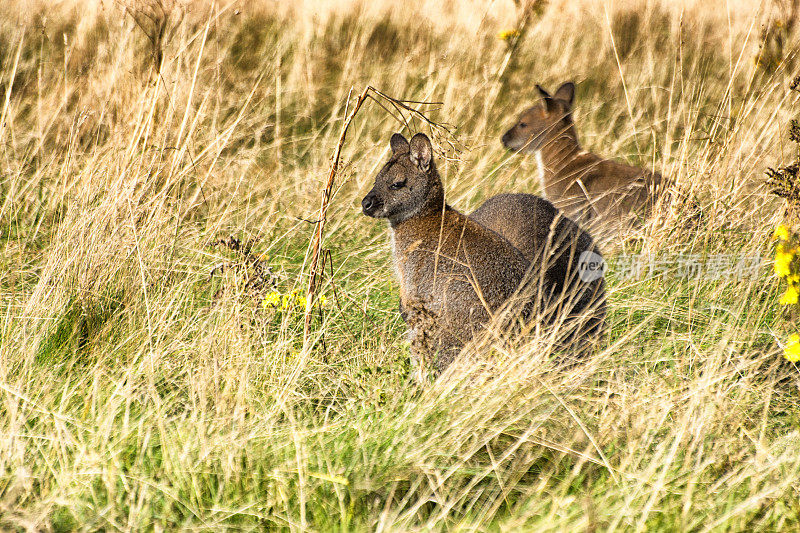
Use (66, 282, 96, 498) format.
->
(501, 130, 512, 147)
(361, 194, 377, 216)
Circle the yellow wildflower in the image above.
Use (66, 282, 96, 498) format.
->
(263, 292, 282, 308)
(784, 333, 800, 362)
(319, 295, 328, 307)
(498, 29, 520, 41)
(774, 248, 794, 277)
(780, 284, 799, 305)
(774, 224, 790, 241)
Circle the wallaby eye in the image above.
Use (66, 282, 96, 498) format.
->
(519, 122, 528, 128)
(389, 180, 406, 190)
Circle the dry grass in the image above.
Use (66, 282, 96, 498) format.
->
(1, 0, 799, 530)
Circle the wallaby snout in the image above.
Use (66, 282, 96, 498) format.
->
(361, 192, 381, 217)
(501, 124, 529, 152)
(500, 129, 515, 149)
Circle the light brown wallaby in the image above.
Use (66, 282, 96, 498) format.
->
(501, 81, 662, 239)
(362, 132, 605, 376)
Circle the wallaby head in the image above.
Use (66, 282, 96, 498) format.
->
(501, 82, 577, 154)
(361, 133, 444, 226)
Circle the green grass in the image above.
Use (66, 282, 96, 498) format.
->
(1, 0, 800, 530)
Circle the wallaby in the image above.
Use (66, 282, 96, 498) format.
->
(362, 132, 530, 375)
(501, 81, 662, 239)
(362, 133, 603, 375)
(470, 193, 606, 351)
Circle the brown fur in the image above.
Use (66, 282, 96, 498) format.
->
(501, 82, 662, 239)
(469, 193, 606, 354)
(363, 133, 606, 375)
(362, 133, 530, 374)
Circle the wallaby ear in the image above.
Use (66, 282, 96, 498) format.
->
(553, 82, 575, 105)
(536, 84, 559, 113)
(536, 84, 551, 99)
(409, 133, 433, 172)
(390, 133, 409, 154)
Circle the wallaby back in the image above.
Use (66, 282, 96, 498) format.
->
(470, 193, 606, 353)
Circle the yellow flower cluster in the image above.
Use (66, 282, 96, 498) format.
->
(774, 224, 790, 241)
(773, 224, 800, 363)
(780, 284, 799, 305)
(785, 334, 800, 362)
(774, 225, 799, 304)
(262, 289, 327, 311)
(498, 29, 520, 41)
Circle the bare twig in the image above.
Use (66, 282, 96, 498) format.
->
(302, 86, 370, 347)
(119, 0, 184, 75)
(302, 86, 455, 348)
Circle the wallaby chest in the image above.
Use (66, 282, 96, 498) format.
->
(392, 217, 474, 310)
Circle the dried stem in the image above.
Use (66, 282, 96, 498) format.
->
(302, 86, 370, 348)
(302, 86, 453, 348)
(119, 0, 181, 75)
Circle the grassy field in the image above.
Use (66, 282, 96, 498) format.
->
(1, 0, 800, 530)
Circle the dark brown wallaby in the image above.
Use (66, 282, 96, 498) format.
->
(362, 133, 605, 376)
(362, 133, 530, 375)
(470, 193, 606, 353)
(501, 81, 662, 239)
